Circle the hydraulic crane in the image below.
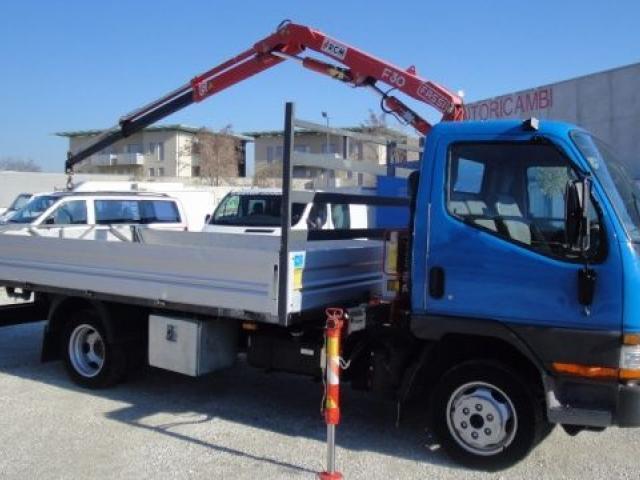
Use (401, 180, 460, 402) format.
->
(64, 20, 465, 174)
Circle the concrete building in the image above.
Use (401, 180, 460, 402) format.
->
(57, 125, 250, 180)
(463, 62, 640, 175)
(246, 126, 420, 183)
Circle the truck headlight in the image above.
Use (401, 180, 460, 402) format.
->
(620, 336, 640, 381)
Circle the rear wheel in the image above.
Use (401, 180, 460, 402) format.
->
(431, 360, 545, 471)
(61, 309, 127, 389)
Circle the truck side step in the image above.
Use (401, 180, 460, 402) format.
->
(547, 406, 612, 427)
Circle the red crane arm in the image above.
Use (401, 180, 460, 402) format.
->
(65, 21, 464, 172)
(191, 21, 464, 133)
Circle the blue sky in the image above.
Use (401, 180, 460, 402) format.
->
(1, 0, 639, 171)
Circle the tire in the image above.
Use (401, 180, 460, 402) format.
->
(431, 360, 544, 471)
(61, 308, 127, 389)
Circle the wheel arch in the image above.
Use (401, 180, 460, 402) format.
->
(42, 296, 147, 362)
(428, 334, 546, 395)
(399, 320, 549, 406)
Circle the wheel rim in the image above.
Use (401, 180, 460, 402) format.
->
(68, 324, 105, 378)
(446, 381, 518, 456)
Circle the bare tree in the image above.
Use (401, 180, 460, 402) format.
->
(192, 125, 238, 185)
(360, 109, 388, 132)
(253, 161, 283, 187)
(0, 156, 42, 172)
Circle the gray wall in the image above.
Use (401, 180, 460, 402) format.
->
(0, 172, 130, 208)
(464, 62, 640, 176)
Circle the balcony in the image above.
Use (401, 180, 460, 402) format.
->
(90, 153, 145, 167)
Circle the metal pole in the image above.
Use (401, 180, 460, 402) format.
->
(327, 424, 336, 473)
(319, 308, 344, 480)
(278, 102, 295, 324)
(325, 115, 330, 153)
(322, 111, 330, 187)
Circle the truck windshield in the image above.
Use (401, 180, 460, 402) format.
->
(572, 131, 640, 243)
(8, 193, 32, 211)
(211, 194, 306, 227)
(8, 195, 58, 224)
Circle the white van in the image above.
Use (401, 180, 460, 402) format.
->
(202, 188, 367, 235)
(4, 191, 187, 230)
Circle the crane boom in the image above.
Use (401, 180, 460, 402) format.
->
(65, 20, 464, 173)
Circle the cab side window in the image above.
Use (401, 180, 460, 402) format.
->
(95, 200, 141, 224)
(307, 202, 328, 230)
(447, 142, 602, 260)
(45, 201, 87, 225)
(331, 204, 351, 229)
(140, 201, 181, 224)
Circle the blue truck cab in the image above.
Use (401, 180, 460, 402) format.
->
(402, 119, 640, 469)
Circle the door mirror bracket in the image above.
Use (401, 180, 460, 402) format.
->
(566, 178, 597, 306)
(565, 178, 592, 255)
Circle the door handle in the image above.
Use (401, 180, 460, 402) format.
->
(429, 267, 445, 299)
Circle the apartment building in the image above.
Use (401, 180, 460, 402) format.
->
(57, 125, 250, 180)
(247, 126, 420, 182)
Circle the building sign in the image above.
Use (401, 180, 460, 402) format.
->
(464, 87, 553, 120)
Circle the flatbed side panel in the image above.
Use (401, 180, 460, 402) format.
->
(288, 240, 384, 314)
(0, 234, 280, 319)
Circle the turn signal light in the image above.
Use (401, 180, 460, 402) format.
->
(623, 334, 640, 345)
(552, 362, 618, 379)
(619, 369, 640, 381)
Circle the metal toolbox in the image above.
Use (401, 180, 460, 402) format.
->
(148, 314, 238, 376)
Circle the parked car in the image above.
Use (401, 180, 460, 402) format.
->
(0, 192, 33, 222)
(3, 191, 187, 230)
(202, 188, 368, 235)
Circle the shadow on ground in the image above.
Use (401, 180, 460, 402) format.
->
(0, 321, 457, 475)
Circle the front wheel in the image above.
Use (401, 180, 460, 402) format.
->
(61, 309, 127, 389)
(431, 360, 545, 471)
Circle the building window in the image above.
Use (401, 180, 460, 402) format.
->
(126, 144, 143, 154)
(158, 167, 165, 177)
(294, 145, 311, 153)
(321, 143, 339, 154)
(149, 168, 155, 177)
(148, 142, 165, 161)
(267, 145, 284, 164)
(191, 166, 201, 177)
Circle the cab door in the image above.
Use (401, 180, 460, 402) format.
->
(413, 137, 622, 332)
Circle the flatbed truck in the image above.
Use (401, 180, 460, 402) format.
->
(1, 22, 640, 471)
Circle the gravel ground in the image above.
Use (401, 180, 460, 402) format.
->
(0, 314, 638, 479)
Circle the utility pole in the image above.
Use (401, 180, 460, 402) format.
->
(321, 111, 330, 153)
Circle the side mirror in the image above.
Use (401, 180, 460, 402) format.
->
(565, 178, 591, 253)
(204, 214, 211, 224)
